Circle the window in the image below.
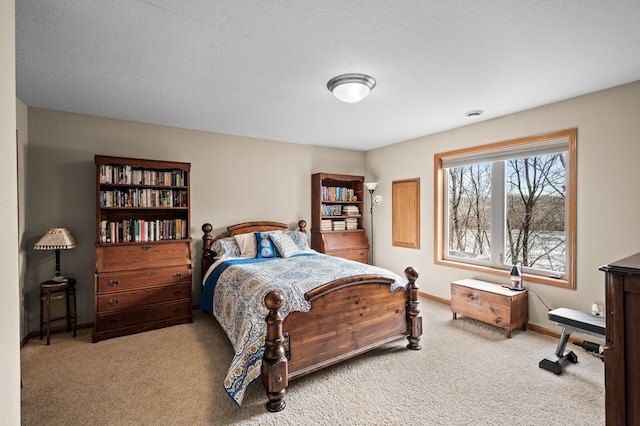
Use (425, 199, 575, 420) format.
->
(434, 129, 576, 289)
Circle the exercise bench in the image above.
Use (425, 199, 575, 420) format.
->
(539, 307, 605, 374)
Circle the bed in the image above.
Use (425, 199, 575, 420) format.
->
(200, 220, 422, 412)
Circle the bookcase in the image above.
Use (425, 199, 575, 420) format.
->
(93, 155, 192, 342)
(311, 173, 370, 264)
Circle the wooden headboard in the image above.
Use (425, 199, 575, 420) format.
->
(201, 220, 307, 277)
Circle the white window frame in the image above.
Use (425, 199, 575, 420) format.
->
(434, 129, 577, 289)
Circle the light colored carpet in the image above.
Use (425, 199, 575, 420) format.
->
(20, 298, 605, 425)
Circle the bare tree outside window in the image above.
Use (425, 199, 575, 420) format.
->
(505, 153, 566, 272)
(446, 154, 567, 274)
(448, 163, 491, 260)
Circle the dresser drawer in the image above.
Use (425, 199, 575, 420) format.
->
(329, 248, 369, 264)
(95, 299, 191, 331)
(322, 230, 369, 250)
(96, 241, 191, 272)
(96, 282, 191, 313)
(96, 265, 192, 293)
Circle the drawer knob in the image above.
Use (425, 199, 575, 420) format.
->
(173, 290, 182, 296)
(107, 279, 120, 286)
(142, 245, 152, 250)
(108, 298, 120, 306)
(173, 272, 183, 278)
(108, 318, 119, 324)
(144, 271, 151, 276)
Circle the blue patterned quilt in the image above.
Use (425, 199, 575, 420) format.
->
(199, 252, 407, 406)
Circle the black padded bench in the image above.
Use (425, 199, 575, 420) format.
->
(539, 307, 606, 374)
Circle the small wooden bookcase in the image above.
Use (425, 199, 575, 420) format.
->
(310, 173, 369, 264)
(451, 278, 528, 338)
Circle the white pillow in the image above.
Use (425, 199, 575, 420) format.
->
(269, 232, 301, 258)
(234, 233, 257, 258)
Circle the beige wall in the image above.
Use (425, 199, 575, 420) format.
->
(1, 0, 21, 423)
(17, 97, 27, 339)
(25, 108, 365, 332)
(365, 80, 640, 331)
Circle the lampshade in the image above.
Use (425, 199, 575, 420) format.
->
(327, 73, 376, 103)
(364, 182, 379, 191)
(509, 264, 522, 277)
(34, 228, 77, 250)
(35, 228, 76, 282)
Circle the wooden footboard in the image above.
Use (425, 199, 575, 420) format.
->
(262, 267, 421, 412)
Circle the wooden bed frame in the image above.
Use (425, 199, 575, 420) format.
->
(201, 220, 422, 412)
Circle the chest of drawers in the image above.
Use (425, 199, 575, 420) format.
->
(93, 241, 192, 342)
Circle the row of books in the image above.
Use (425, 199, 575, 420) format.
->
(346, 217, 358, 230)
(321, 218, 359, 231)
(321, 186, 358, 202)
(322, 204, 342, 216)
(100, 189, 188, 208)
(343, 205, 360, 215)
(321, 204, 360, 216)
(99, 164, 187, 186)
(99, 219, 188, 243)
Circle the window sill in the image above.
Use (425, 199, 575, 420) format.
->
(435, 258, 575, 290)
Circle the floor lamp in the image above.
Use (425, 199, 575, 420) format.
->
(364, 182, 382, 264)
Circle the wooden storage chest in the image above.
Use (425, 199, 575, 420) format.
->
(451, 278, 528, 338)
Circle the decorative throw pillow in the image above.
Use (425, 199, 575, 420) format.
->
(285, 231, 311, 251)
(255, 232, 277, 258)
(211, 237, 241, 259)
(270, 232, 301, 258)
(234, 233, 257, 258)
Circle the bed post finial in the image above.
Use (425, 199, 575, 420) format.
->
(262, 291, 288, 412)
(298, 220, 307, 234)
(405, 266, 422, 350)
(202, 223, 213, 249)
(202, 223, 214, 261)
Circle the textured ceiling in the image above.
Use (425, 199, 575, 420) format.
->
(15, 1, 640, 151)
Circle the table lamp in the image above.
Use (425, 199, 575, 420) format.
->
(508, 261, 525, 291)
(34, 228, 77, 282)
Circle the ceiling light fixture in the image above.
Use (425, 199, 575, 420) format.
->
(327, 73, 376, 103)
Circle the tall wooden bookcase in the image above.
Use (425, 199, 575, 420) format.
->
(93, 155, 192, 342)
(311, 173, 369, 264)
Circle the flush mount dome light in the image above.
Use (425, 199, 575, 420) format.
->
(327, 73, 376, 103)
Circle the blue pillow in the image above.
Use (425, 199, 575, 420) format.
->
(255, 232, 276, 258)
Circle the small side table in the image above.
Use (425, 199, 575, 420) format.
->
(39, 278, 77, 345)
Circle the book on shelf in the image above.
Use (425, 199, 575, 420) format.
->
(332, 220, 346, 231)
(100, 188, 188, 208)
(343, 205, 360, 215)
(320, 186, 357, 202)
(99, 218, 188, 243)
(99, 164, 186, 186)
(322, 204, 342, 216)
(346, 217, 358, 230)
